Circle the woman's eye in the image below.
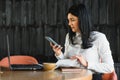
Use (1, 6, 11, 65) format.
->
(71, 19, 75, 21)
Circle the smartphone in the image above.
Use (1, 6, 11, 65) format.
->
(45, 36, 59, 46)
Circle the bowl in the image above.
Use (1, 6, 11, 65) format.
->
(43, 63, 56, 71)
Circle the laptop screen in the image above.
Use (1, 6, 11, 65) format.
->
(6, 35, 12, 69)
(6, 35, 43, 70)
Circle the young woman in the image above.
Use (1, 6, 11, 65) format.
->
(50, 4, 114, 80)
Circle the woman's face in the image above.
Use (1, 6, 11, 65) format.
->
(67, 13, 80, 32)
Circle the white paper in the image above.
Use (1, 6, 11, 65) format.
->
(56, 59, 80, 68)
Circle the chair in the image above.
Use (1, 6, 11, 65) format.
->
(0, 55, 39, 68)
(102, 71, 118, 80)
(99, 58, 118, 80)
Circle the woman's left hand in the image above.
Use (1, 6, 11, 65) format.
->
(70, 55, 88, 68)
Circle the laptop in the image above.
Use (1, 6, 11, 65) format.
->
(6, 35, 43, 71)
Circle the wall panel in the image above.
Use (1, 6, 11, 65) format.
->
(0, 0, 119, 64)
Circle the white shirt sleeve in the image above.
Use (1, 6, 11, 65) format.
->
(55, 33, 69, 59)
(87, 33, 114, 73)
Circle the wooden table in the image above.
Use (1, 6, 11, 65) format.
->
(62, 69, 92, 80)
(0, 68, 92, 80)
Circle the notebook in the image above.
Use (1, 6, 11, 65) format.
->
(6, 35, 43, 71)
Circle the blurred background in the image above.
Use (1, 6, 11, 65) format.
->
(0, 0, 120, 78)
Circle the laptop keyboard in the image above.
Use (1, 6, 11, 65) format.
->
(11, 64, 43, 70)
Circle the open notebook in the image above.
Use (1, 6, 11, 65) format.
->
(6, 35, 43, 71)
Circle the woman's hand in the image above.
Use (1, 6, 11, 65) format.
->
(70, 55, 88, 68)
(50, 43, 62, 56)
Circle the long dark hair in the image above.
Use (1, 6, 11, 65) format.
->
(67, 4, 93, 49)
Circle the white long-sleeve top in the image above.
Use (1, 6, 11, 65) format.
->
(56, 31, 114, 73)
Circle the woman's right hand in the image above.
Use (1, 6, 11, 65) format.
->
(50, 43, 62, 56)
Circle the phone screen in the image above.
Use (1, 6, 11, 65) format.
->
(45, 36, 59, 46)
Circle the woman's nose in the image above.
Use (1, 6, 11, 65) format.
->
(68, 21, 71, 26)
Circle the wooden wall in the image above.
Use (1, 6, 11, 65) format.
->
(0, 0, 120, 76)
(0, 0, 120, 79)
